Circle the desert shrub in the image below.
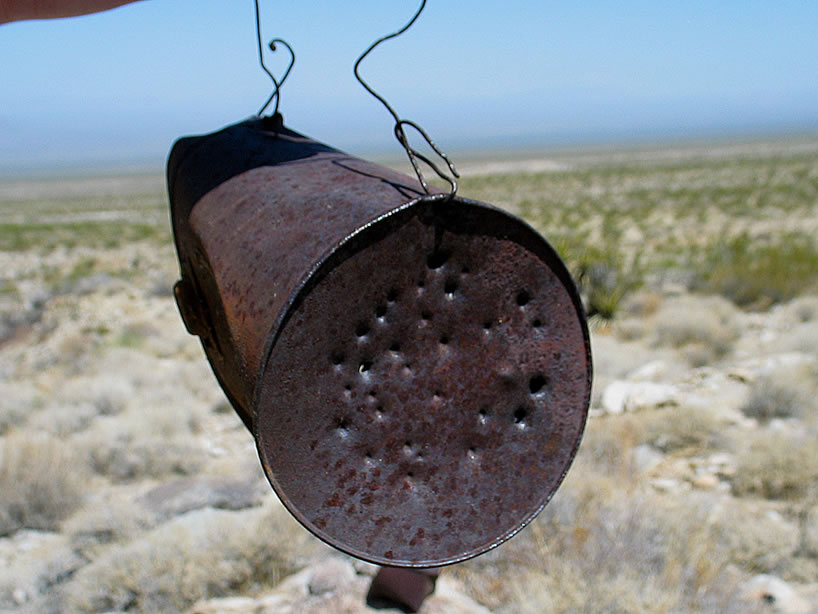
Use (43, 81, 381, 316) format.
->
(61, 374, 134, 417)
(61, 499, 316, 614)
(64, 496, 154, 558)
(554, 239, 643, 320)
(713, 500, 800, 574)
(76, 398, 208, 482)
(788, 295, 818, 322)
(0, 381, 41, 434)
(742, 375, 804, 421)
(0, 221, 167, 252)
(86, 435, 206, 482)
(27, 403, 98, 436)
(574, 415, 643, 484)
(731, 432, 818, 500)
(0, 432, 89, 535)
(772, 321, 818, 356)
(454, 484, 744, 614)
(652, 294, 738, 366)
(693, 232, 818, 307)
(639, 405, 722, 453)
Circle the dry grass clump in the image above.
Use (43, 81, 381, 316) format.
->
(63, 496, 154, 559)
(0, 432, 90, 535)
(651, 295, 738, 366)
(731, 431, 818, 500)
(639, 405, 723, 453)
(713, 500, 800, 575)
(773, 321, 818, 356)
(0, 381, 40, 434)
(741, 373, 806, 422)
(76, 400, 208, 482)
(455, 481, 745, 614)
(85, 434, 206, 482)
(60, 374, 134, 417)
(61, 499, 316, 614)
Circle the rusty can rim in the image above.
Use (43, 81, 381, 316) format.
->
(251, 195, 592, 567)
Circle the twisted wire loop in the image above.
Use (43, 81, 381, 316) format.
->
(354, 0, 459, 200)
(255, 0, 295, 117)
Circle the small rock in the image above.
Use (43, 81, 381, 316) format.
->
(651, 478, 689, 495)
(423, 577, 493, 614)
(12, 588, 27, 605)
(632, 444, 663, 474)
(190, 596, 258, 614)
(739, 574, 812, 613)
(692, 473, 720, 490)
(308, 558, 355, 596)
(628, 360, 668, 380)
(601, 380, 677, 414)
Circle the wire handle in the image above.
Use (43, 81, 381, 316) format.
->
(255, 0, 295, 117)
(354, 0, 459, 199)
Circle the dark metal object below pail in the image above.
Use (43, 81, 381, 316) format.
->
(167, 115, 592, 568)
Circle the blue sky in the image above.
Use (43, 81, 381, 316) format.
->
(1, 1, 817, 173)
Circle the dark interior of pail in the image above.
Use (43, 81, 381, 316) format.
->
(253, 200, 591, 567)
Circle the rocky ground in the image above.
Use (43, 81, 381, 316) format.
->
(1, 140, 817, 613)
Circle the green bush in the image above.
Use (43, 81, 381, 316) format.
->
(694, 233, 818, 307)
(555, 239, 643, 320)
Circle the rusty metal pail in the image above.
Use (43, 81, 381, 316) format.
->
(167, 116, 592, 568)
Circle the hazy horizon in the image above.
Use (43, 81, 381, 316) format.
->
(2, 1, 817, 178)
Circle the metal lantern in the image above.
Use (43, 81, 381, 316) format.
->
(167, 115, 592, 568)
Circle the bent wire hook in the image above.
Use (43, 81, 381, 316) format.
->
(255, 0, 295, 117)
(354, 0, 459, 199)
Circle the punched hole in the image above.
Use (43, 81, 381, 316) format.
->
(407, 471, 414, 478)
(532, 318, 543, 328)
(355, 322, 370, 337)
(483, 319, 493, 330)
(387, 288, 399, 302)
(529, 374, 548, 394)
(421, 310, 433, 321)
(390, 342, 401, 353)
(478, 407, 489, 425)
(516, 290, 531, 306)
(444, 279, 458, 295)
(368, 390, 377, 399)
(514, 407, 528, 424)
(337, 417, 350, 431)
(439, 334, 450, 345)
(417, 279, 425, 289)
(426, 249, 451, 270)
(461, 265, 470, 274)
(359, 360, 373, 373)
(375, 304, 387, 318)
(331, 352, 345, 365)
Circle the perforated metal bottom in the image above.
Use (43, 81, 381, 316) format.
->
(253, 201, 591, 567)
